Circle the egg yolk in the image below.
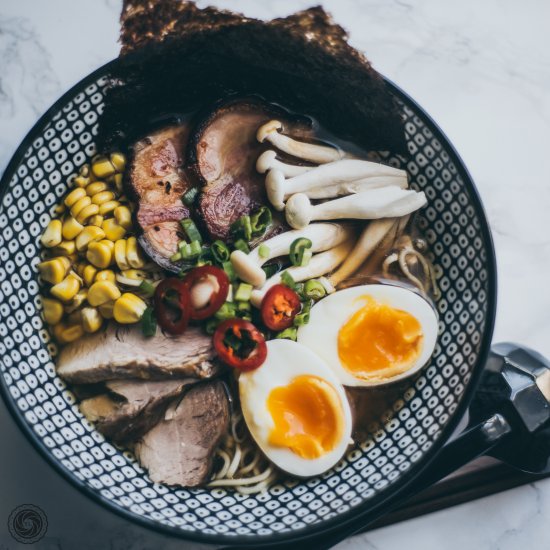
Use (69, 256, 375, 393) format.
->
(267, 375, 344, 459)
(338, 296, 423, 378)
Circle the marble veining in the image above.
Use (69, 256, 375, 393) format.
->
(1, 0, 550, 549)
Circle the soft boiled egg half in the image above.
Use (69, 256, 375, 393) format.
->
(298, 284, 438, 387)
(239, 339, 353, 477)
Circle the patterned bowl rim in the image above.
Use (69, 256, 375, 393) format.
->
(0, 59, 497, 546)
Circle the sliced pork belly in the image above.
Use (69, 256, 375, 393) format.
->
(129, 124, 193, 271)
(57, 324, 218, 384)
(79, 378, 197, 443)
(188, 98, 313, 240)
(135, 381, 230, 487)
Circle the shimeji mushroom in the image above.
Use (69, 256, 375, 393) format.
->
(256, 150, 313, 178)
(265, 159, 408, 211)
(324, 218, 399, 291)
(230, 223, 354, 287)
(257, 120, 344, 164)
(285, 187, 427, 229)
(250, 239, 355, 307)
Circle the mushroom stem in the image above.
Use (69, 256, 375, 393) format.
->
(230, 223, 354, 287)
(328, 218, 399, 287)
(304, 176, 407, 199)
(257, 120, 343, 164)
(250, 240, 355, 307)
(285, 188, 427, 230)
(256, 150, 313, 177)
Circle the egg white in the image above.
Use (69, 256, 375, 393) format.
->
(239, 339, 353, 477)
(297, 284, 439, 387)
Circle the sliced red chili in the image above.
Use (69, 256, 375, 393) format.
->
(154, 278, 191, 335)
(213, 319, 267, 371)
(260, 283, 301, 331)
(182, 265, 230, 320)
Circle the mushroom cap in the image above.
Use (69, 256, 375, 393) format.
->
(285, 193, 313, 229)
(230, 250, 267, 287)
(256, 120, 283, 143)
(265, 169, 286, 211)
(256, 150, 277, 174)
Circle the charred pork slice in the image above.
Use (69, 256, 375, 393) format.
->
(57, 324, 218, 384)
(189, 98, 313, 241)
(79, 378, 197, 443)
(135, 381, 230, 487)
(129, 125, 193, 271)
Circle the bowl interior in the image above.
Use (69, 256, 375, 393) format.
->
(0, 68, 494, 542)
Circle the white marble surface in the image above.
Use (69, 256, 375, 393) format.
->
(1, 0, 550, 548)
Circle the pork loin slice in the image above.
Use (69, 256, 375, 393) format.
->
(189, 98, 313, 241)
(57, 324, 218, 384)
(129, 124, 193, 271)
(135, 381, 230, 487)
(79, 378, 197, 443)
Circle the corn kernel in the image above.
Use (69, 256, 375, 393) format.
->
(42, 297, 64, 325)
(92, 157, 116, 179)
(64, 187, 87, 208)
(75, 225, 105, 252)
(91, 190, 115, 206)
(70, 196, 92, 219)
(114, 206, 132, 230)
(66, 309, 82, 325)
(88, 214, 104, 227)
(113, 293, 147, 324)
(86, 241, 114, 269)
(53, 322, 84, 344)
(95, 269, 116, 283)
(99, 200, 120, 217)
(51, 240, 76, 257)
(88, 280, 121, 306)
(40, 220, 63, 248)
(112, 173, 123, 194)
(126, 237, 145, 268)
(114, 239, 129, 270)
(81, 307, 103, 333)
(83, 265, 98, 287)
(79, 164, 90, 177)
(86, 181, 108, 196)
(74, 175, 90, 188)
(98, 300, 115, 319)
(76, 203, 100, 225)
(50, 273, 81, 302)
(64, 288, 88, 314)
(102, 218, 126, 240)
(99, 239, 115, 253)
(62, 217, 84, 240)
(110, 152, 126, 172)
(74, 262, 87, 278)
(37, 257, 71, 284)
(54, 204, 66, 215)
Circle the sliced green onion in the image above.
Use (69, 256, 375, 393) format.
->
(139, 279, 156, 297)
(275, 327, 297, 341)
(294, 300, 312, 327)
(250, 206, 272, 238)
(141, 307, 157, 337)
(235, 282, 253, 302)
(303, 279, 326, 300)
(258, 244, 270, 259)
(231, 215, 252, 241)
(262, 263, 279, 279)
(197, 259, 212, 267)
(234, 239, 250, 254)
(294, 282, 305, 300)
(289, 237, 313, 267)
(180, 218, 203, 244)
(237, 312, 252, 322)
(281, 271, 296, 289)
(237, 300, 251, 312)
(222, 260, 236, 282)
(215, 302, 237, 321)
(170, 251, 182, 262)
(180, 240, 202, 259)
(182, 187, 199, 206)
(212, 240, 230, 264)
